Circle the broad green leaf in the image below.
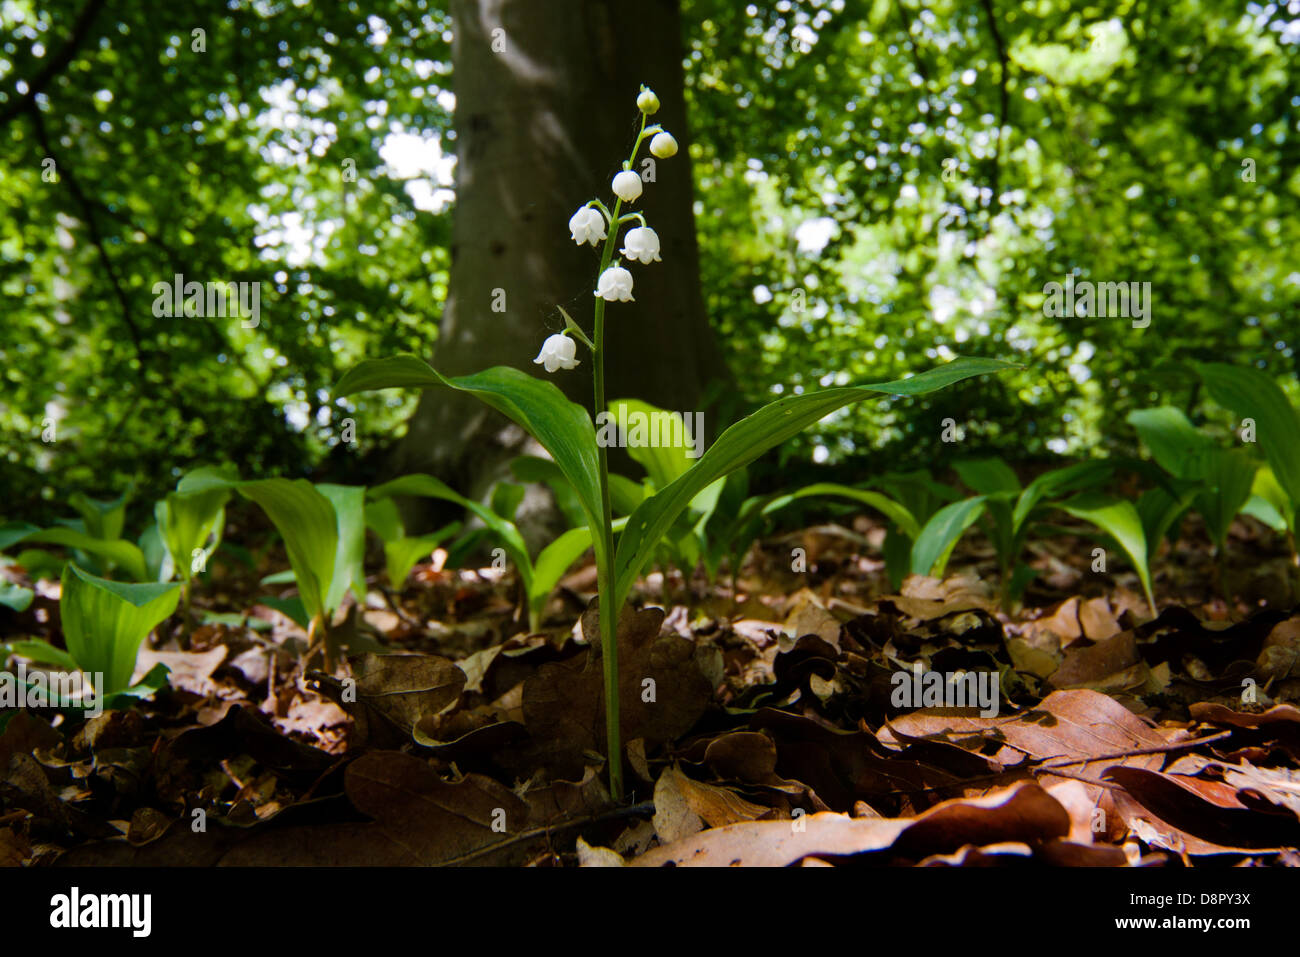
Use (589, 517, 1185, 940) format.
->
(317, 484, 369, 615)
(1058, 493, 1155, 613)
(12, 549, 65, 581)
(19, 527, 148, 582)
(954, 458, 1021, 495)
(137, 522, 173, 582)
(910, 496, 988, 577)
(383, 522, 461, 588)
(60, 563, 181, 695)
(1011, 461, 1115, 534)
(3, 638, 78, 670)
(529, 517, 630, 625)
(1242, 494, 1289, 533)
(236, 479, 339, 621)
(609, 474, 649, 515)
(364, 497, 406, 543)
(882, 529, 912, 590)
(0, 582, 35, 613)
(1196, 363, 1300, 525)
(608, 398, 697, 489)
(334, 359, 604, 539)
(759, 483, 920, 538)
(259, 594, 310, 629)
(155, 486, 229, 583)
(490, 482, 527, 522)
(872, 469, 960, 525)
(1137, 485, 1194, 550)
(68, 491, 129, 541)
(0, 522, 42, 552)
(1195, 449, 1257, 549)
(1246, 465, 1293, 533)
(615, 357, 1016, 606)
(1127, 407, 1218, 480)
(369, 474, 531, 592)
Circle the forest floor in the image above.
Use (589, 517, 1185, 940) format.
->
(3, 510, 1300, 867)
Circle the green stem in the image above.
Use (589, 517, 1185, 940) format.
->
(590, 110, 649, 801)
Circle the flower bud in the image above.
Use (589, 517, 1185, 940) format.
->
(595, 265, 635, 302)
(611, 170, 643, 203)
(568, 207, 607, 246)
(637, 88, 660, 115)
(649, 131, 678, 158)
(620, 226, 662, 265)
(533, 333, 580, 373)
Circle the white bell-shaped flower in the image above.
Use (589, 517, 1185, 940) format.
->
(595, 265, 635, 302)
(533, 333, 580, 373)
(611, 170, 643, 203)
(649, 131, 678, 158)
(568, 207, 606, 246)
(620, 226, 662, 265)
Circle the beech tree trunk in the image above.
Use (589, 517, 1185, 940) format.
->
(391, 0, 721, 527)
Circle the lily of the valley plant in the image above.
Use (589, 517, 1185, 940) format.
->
(334, 86, 1014, 799)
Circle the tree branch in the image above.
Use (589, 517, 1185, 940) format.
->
(0, 0, 107, 128)
(979, 0, 1011, 210)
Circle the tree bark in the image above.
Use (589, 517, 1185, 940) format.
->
(392, 0, 721, 528)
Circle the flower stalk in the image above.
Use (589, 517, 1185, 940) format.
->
(539, 88, 671, 800)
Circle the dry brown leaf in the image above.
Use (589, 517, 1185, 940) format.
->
(520, 603, 710, 777)
(633, 781, 1068, 867)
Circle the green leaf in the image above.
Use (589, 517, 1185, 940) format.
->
(608, 398, 697, 489)
(1057, 493, 1155, 614)
(235, 479, 339, 621)
(1127, 407, 1218, 480)
(59, 563, 181, 696)
(369, 474, 532, 592)
(1136, 485, 1194, 550)
(258, 595, 311, 629)
(317, 484, 369, 615)
(335, 359, 604, 539)
(910, 496, 988, 577)
(68, 491, 129, 541)
(871, 469, 960, 525)
(137, 522, 172, 582)
(954, 458, 1022, 495)
(155, 485, 229, 583)
(0, 581, 35, 612)
(528, 517, 630, 626)
(18, 527, 148, 582)
(1241, 464, 1291, 535)
(759, 483, 920, 538)
(608, 474, 649, 515)
(1194, 449, 1257, 549)
(3, 638, 78, 670)
(1196, 363, 1300, 526)
(383, 522, 461, 588)
(1010, 461, 1115, 533)
(365, 497, 406, 543)
(615, 358, 1017, 605)
(489, 482, 527, 522)
(0, 522, 42, 552)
